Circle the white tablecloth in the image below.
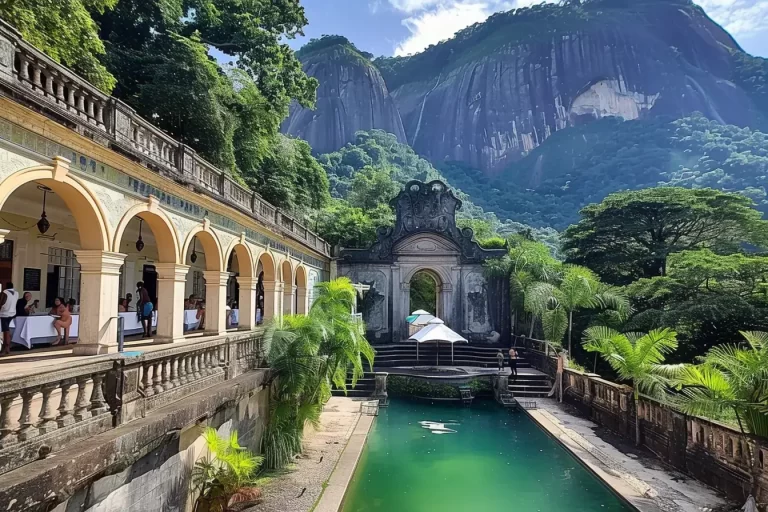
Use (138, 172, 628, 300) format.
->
(120, 311, 157, 336)
(184, 310, 201, 330)
(11, 314, 80, 348)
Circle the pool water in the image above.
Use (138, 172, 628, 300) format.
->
(342, 399, 632, 512)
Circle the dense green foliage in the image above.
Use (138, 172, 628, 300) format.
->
(583, 327, 679, 444)
(671, 331, 768, 437)
(192, 428, 263, 512)
(296, 34, 373, 61)
(0, 0, 118, 91)
(1, 0, 323, 213)
(409, 271, 438, 314)
(261, 278, 374, 469)
(387, 376, 491, 399)
(562, 187, 768, 284)
(438, 114, 768, 230)
(314, 130, 558, 249)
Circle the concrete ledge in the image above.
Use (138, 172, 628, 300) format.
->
(524, 400, 729, 512)
(313, 413, 375, 512)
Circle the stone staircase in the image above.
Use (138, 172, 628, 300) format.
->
(508, 372, 552, 398)
(371, 343, 533, 369)
(331, 372, 376, 397)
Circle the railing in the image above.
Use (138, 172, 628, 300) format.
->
(0, 20, 330, 257)
(0, 331, 265, 476)
(516, 334, 768, 505)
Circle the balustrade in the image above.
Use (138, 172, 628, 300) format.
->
(0, 332, 264, 475)
(0, 22, 329, 257)
(0, 371, 108, 450)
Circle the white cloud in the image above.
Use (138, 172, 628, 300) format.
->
(697, 0, 768, 39)
(395, 2, 492, 56)
(391, 0, 547, 56)
(388, 0, 768, 58)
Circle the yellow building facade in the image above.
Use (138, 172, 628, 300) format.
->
(0, 22, 330, 355)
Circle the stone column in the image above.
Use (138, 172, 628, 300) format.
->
(390, 265, 404, 342)
(236, 276, 258, 330)
(72, 251, 126, 355)
(440, 282, 454, 326)
(262, 280, 282, 323)
(154, 263, 189, 343)
(296, 287, 309, 315)
(283, 284, 297, 316)
(203, 271, 229, 335)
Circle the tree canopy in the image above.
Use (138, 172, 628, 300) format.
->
(562, 187, 768, 284)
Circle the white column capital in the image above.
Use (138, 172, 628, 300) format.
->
(74, 250, 126, 275)
(203, 270, 230, 286)
(155, 263, 190, 282)
(237, 276, 259, 290)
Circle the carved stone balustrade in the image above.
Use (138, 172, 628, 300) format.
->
(0, 331, 265, 477)
(0, 20, 329, 258)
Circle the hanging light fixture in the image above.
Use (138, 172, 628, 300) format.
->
(36, 185, 52, 234)
(190, 238, 198, 263)
(135, 218, 145, 252)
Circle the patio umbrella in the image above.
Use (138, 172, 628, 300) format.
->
(406, 310, 435, 325)
(409, 318, 468, 365)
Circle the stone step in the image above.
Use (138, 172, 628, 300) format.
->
(510, 390, 551, 398)
(331, 389, 372, 397)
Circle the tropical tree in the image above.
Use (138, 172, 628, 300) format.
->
(563, 187, 768, 284)
(670, 331, 768, 437)
(261, 278, 374, 469)
(526, 266, 629, 356)
(582, 327, 680, 446)
(669, 331, 768, 509)
(192, 427, 263, 512)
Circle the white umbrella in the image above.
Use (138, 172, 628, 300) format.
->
(407, 310, 435, 326)
(409, 318, 468, 365)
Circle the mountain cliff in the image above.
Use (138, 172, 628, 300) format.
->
(286, 0, 766, 173)
(281, 36, 406, 154)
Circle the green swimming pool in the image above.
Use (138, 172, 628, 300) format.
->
(341, 399, 632, 512)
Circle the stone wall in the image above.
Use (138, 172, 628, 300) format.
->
(51, 382, 269, 512)
(518, 338, 768, 507)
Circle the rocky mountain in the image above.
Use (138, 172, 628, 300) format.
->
(281, 36, 406, 155)
(285, 0, 766, 173)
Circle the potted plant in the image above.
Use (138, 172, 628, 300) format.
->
(192, 427, 263, 512)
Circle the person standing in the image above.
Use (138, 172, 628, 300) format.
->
(53, 298, 73, 346)
(0, 282, 19, 355)
(136, 282, 153, 338)
(508, 347, 518, 380)
(496, 349, 504, 371)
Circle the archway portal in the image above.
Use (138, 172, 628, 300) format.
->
(409, 270, 440, 316)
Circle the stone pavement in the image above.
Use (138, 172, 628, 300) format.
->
(249, 397, 374, 512)
(527, 399, 733, 512)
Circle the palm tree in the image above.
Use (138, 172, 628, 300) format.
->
(527, 266, 629, 355)
(261, 277, 374, 469)
(669, 331, 768, 509)
(582, 326, 679, 446)
(670, 331, 768, 436)
(192, 427, 264, 511)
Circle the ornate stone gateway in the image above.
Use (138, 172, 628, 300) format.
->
(338, 180, 509, 344)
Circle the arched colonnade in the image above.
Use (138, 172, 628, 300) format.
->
(0, 157, 313, 355)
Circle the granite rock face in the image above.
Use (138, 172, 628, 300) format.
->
(285, 2, 763, 173)
(388, 4, 757, 172)
(281, 44, 406, 155)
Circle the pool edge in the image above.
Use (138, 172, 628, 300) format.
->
(523, 406, 663, 512)
(312, 411, 376, 512)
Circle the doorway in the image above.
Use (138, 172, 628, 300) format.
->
(409, 270, 440, 316)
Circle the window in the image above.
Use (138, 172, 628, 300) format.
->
(47, 248, 80, 307)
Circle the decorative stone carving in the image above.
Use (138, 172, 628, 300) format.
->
(340, 180, 506, 264)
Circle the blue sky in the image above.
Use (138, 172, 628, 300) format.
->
(285, 0, 768, 58)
